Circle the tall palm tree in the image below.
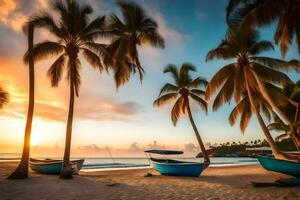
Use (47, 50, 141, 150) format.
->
(8, 23, 34, 179)
(227, 0, 300, 57)
(205, 26, 298, 160)
(26, 0, 107, 179)
(104, 1, 164, 88)
(0, 87, 8, 108)
(153, 63, 210, 164)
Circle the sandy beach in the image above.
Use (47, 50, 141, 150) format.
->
(0, 162, 299, 200)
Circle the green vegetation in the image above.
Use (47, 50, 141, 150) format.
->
(207, 139, 297, 157)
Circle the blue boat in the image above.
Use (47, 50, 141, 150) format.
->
(145, 150, 207, 177)
(257, 156, 300, 177)
(30, 158, 84, 175)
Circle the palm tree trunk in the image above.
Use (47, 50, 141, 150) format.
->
(186, 98, 210, 164)
(60, 58, 75, 179)
(252, 71, 300, 150)
(245, 70, 287, 160)
(8, 24, 35, 179)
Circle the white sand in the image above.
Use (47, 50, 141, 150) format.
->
(1, 162, 300, 200)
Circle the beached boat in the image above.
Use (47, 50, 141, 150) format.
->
(257, 156, 300, 177)
(30, 158, 84, 175)
(145, 150, 207, 177)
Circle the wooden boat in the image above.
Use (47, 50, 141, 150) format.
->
(145, 150, 207, 177)
(257, 156, 300, 177)
(30, 158, 84, 175)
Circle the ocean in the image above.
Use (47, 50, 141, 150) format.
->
(0, 153, 258, 171)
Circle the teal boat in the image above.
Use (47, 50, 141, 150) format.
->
(258, 156, 300, 177)
(145, 150, 207, 177)
(30, 158, 84, 175)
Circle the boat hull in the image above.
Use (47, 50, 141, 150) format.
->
(30, 158, 84, 175)
(258, 156, 300, 177)
(150, 158, 205, 177)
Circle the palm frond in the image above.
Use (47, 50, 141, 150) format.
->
(206, 45, 236, 61)
(24, 41, 64, 63)
(190, 93, 208, 113)
(251, 63, 291, 86)
(163, 64, 179, 83)
(268, 122, 289, 132)
(239, 100, 252, 133)
(249, 40, 274, 55)
(275, 133, 290, 141)
(27, 12, 64, 38)
(47, 54, 65, 87)
(112, 59, 135, 88)
(205, 63, 235, 100)
(0, 87, 9, 108)
(188, 77, 208, 89)
(153, 93, 178, 107)
(190, 89, 205, 97)
(82, 48, 104, 72)
(159, 83, 178, 95)
(79, 16, 106, 39)
(212, 73, 235, 111)
(229, 96, 247, 126)
(171, 96, 186, 126)
(226, 0, 242, 24)
(251, 56, 300, 72)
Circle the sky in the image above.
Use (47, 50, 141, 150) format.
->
(0, 0, 299, 157)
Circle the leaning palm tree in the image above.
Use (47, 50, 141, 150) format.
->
(8, 23, 34, 179)
(153, 63, 210, 164)
(104, 1, 165, 88)
(227, 0, 300, 57)
(206, 26, 298, 160)
(26, 0, 107, 179)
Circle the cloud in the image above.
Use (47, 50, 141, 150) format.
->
(128, 142, 142, 152)
(184, 142, 198, 152)
(144, 6, 188, 46)
(5, 140, 202, 157)
(0, 0, 27, 31)
(0, 94, 142, 122)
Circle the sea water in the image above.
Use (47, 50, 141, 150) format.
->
(0, 153, 258, 172)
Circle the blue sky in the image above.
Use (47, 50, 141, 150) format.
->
(0, 0, 298, 156)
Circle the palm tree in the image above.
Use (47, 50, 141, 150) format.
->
(26, 0, 107, 179)
(104, 1, 165, 88)
(8, 23, 34, 179)
(0, 87, 8, 108)
(268, 81, 300, 148)
(153, 63, 210, 164)
(205, 26, 298, 160)
(227, 0, 300, 57)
